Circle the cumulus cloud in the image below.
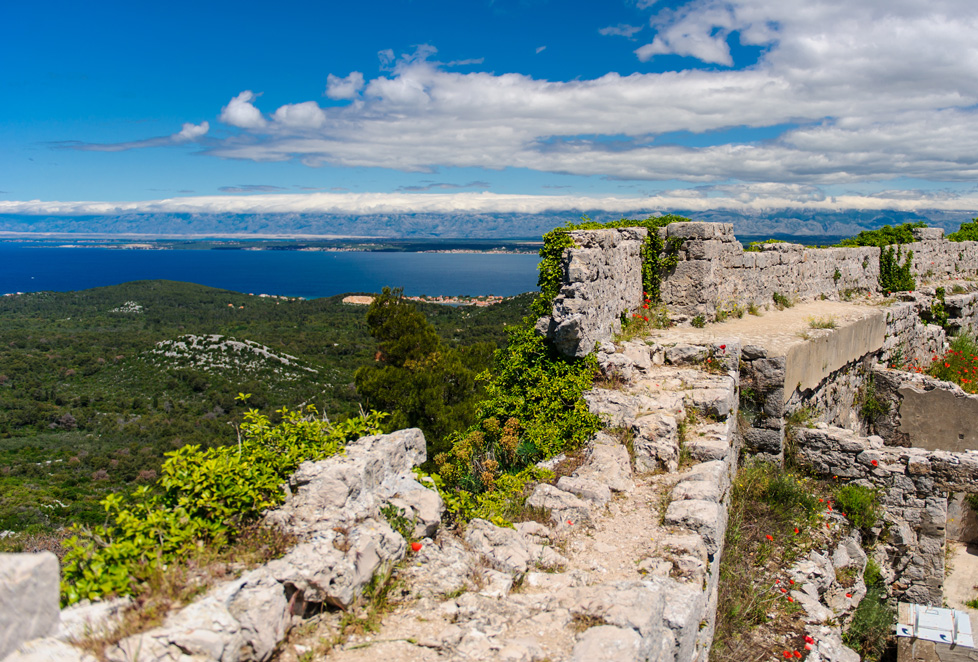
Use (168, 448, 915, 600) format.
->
(59, 1, 978, 193)
(4, 189, 978, 217)
(325, 72, 365, 99)
(219, 91, 266, 129)
(55, 121, 209, 152)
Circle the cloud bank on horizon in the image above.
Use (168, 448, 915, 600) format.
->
(4, 0, 978, 217)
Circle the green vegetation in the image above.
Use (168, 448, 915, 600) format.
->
(772, 292, 793, 309)
(60, 404, 385, 604)
(838, 222, 926, 248)
(843, 559, 894, 662)
(807, 316, 837, 329)
(834, 484, 882, 533)
(858, 374, 890, 426)
(532, 214, 689, 318)
(433, 323, 601, 522)
(0, 281, 531, 534)
(927, 332, 978, 393)
(837, 223, 921, 293)
(354, 288, 495, 459)
(947, 218, 978, 242)
(713, 462, 823, 657)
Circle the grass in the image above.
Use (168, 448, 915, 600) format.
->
(833, 484, 881, 534)
(772, 292, 793, 310)
(843, 570, 895, 662)
(712, 461, 826, 661)
(807, 316, 837, 329)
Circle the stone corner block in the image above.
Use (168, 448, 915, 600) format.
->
(0, 552, 61, 660)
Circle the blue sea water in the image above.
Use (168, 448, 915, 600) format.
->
(0, 245, 542, 298)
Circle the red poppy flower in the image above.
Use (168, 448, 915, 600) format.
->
(720, 344, 726, 350)
(411, 542, 422, 552)
(794, 527, 800, 534)
(787, 596, 794, 602)
(567, 520, 573, 525)
(783, 652, 792, 659)
(789, 580, 795, 585)
(805, 643, 813, 651)
(794, 652, 802, 658)
(766, 534, 774, 541)
(804, 636, 814, 644)
(846, 592, 852, 598)
(871, 460, 878, 466)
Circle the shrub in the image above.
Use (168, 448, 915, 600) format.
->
(928, 333, 978, 393)
(60, 404, 386, 604)
(834, 483, 882, 532)
(879, 246, 915, 293)
(919, 287, 950, 330)
(772, 292, 793, 309)
(859, 375, 890, 424)
(948, 218, 978, 242)
(844, 569, 894, 662)
(433, 324, 600, 522)
(691, 315, 706, 328)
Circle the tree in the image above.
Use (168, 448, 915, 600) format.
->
(354, 287, 485, 458)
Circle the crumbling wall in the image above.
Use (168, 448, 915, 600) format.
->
(794, 425, 978, 605)
(539, 227, 646, 357)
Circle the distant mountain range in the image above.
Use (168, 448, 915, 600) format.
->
(1, 208, 975, 239)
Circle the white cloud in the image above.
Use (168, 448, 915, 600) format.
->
(175, 121, 209, 142)
(325, 72, 365, 99)
(219, 91, 267, 129)
(271, 101, 327, 129)
(71, 1, 978, 191)
(536, 46, 547, 54)
(4, 189, 978, 217)
(599, 24, 643, 38)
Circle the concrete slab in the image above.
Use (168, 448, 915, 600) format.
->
(945, 542, 978, 638)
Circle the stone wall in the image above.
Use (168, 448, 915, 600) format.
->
(539, 227, 647, 357)
(540, 222, 978, 355)
(793, 425, 978, 605)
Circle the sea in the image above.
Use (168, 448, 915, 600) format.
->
(0, 243, 543, 299)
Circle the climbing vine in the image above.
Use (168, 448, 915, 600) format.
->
(530, 214, 690, 318)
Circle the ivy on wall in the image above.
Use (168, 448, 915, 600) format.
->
(530, 214, 690, 318)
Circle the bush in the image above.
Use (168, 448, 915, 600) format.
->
(834, 483, 881, 532)
(928, 333, 978, 393)
(948, 218, 978, 242)
(879, 246, 915, 293)
(844, 576, 894, 662)
(60, 404, 386, 604)
(433, 324, 600, 522)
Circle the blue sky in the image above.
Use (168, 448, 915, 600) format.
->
(3, 0, 978, 218)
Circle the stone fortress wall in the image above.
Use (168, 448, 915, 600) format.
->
(541, 221, 978, 358)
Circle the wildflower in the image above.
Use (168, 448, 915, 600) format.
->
(794, 527, 799, 534)
(805, 643, 813, 651)
(783, 652, 792, 659)
(766, 534, 774, 541)
(871, 460, 878, 467)
(567, 520, 573, 525)
(804, 636, 814, 644)
(787, 596, 794, 602)
(411, 542, 423, 552)
(846, 592, 852, 598)
(781, 587, 787, 593)
(789, 579, 795, 585)
(720, 344, 726, 350)
(794, 652, 803, 658)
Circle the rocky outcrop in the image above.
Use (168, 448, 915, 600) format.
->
(4, 429, 441, 662)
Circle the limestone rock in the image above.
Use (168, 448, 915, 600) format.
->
(464, 519, 565, 575)
(556, 476, 612, 506)
(0, 552, 61, 660)
(266, 518, 405, 609)
(664, 500, 726, 555)
(572, 626, 644, 662)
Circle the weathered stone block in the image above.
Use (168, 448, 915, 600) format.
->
(0, 553, 60, 660)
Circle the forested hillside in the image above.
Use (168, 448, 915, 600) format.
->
(0, 280, 532, 534)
